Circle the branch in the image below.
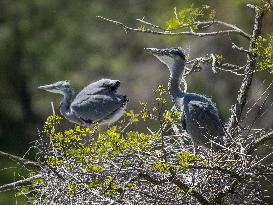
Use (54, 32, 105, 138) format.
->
(231, 43, 251, 54)
(211, 179, 240, 204)
(96, 16, 251, 39)
(189, 165, 244, 181)
(172, 177, 210, 205)
(227, 5, 265, 133)
(0, 150, 40, 169)
(0, 174, 42, 192)
(138, 172, 210, 205)
(138, 172, 167, 185)
(195, 20, 251, 40)
(185, 56, 244, 76)
(246, 131, 273, 154)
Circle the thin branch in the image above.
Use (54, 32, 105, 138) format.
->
(247, 131, 273, 154)
(185, 56, 245, 76)
(211, 179, 240, 204)
(172, 177, 210, 205)
(194, 20, 251, 40)
(0, 174, 42, 192)
(232, 43, 251, 54)
(138, 172, 167, 185)
(0, 150, 40, 169)
(138, 171, 210, 205)
(96, 16, 250, 39)
(227, 5, 265, 133)
(189, 165, 244, 181)
(136, 17, 166, 31)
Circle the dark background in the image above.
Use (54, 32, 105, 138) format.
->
(0, 0, 272, 204)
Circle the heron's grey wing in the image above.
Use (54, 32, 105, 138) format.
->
(188, 101, 224, 142)
(71, 92, 125, 123)
(75, 79, 120, 100)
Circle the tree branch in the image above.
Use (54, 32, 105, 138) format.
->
(211, 179, 240, 204)
(246, 131, 273, 154)
(138, 172, 210, 205)
(189, 165, 244, 181)
(172, 177, 210, 205)
(96, 16, 251, 39)
(0, 150, 40, 169)
(185, 56, 244, 76)
(0, 174, 42, 192)
(227, 5, 265, 133)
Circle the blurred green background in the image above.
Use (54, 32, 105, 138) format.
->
(0, 0, 272, 204)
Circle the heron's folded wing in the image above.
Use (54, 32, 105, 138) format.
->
(75, 79, 120, 100)
(71, 93, 124, 123)
(188, 101, 224, 137)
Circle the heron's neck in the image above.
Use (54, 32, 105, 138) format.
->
(60, 89, 74, 117)
(168, 62, 185, 100)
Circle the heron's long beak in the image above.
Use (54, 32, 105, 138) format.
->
(144, 48, 167, 56)
(38, 84, 56, 92)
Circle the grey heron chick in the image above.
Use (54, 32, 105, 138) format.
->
(145, 47, 224, 151)
(39, 79, 128, 127)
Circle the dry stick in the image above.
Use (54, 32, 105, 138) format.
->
(242, 82, 272, 122)
(247, 131, 273, 154)
(0, 150, 40, 169)
(189, 165, 243, 181)
(0, 174, 42, 192)
(227, 5, 265, 134)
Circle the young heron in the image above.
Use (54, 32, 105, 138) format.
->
(145, 47, 224, 152)
(39, 79, 128, 127)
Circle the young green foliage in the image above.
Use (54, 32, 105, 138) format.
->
(166, 5, 216, 30)
(254, 35, 273, 73)
(26, 85, 207, 204)
(176, 152, 201, 170)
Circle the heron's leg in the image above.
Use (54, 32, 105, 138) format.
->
(82, 124, 99, 146)
(192, 141, 197, 155)
(82, 125, 92, 145)
(93, 124, 108, 144)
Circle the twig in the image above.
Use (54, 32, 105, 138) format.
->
(51, 101, 55, 116)
(247, 131, 273, 154)
(232, 42, 250, 54)
(0, 150, 40, 169)
(136, 17, 166, 31)
(0, 174, 42, 192)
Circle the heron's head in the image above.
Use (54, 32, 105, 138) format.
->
(38, 81, 71, 95)
(144, 47, 186, 74)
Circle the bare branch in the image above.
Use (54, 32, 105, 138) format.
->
(0, 174, 42, 192)
(232, 43, 251, 54)
(135, 17, 166, 31)
(195, 20, 251, 40)
(138, 172, 167, 185)
(247, 131, 273, 154)
(211, 179, 240, 204)
(228, 5, 266, 133)
(0, 150, 40, 169)
(189, 165, 244, 181)
(185, 56, 245, 76)
(172, 177, 210, 205)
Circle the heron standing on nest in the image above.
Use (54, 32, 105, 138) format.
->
(145, 47, 224, 152)
(39, 79, 128, 128)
